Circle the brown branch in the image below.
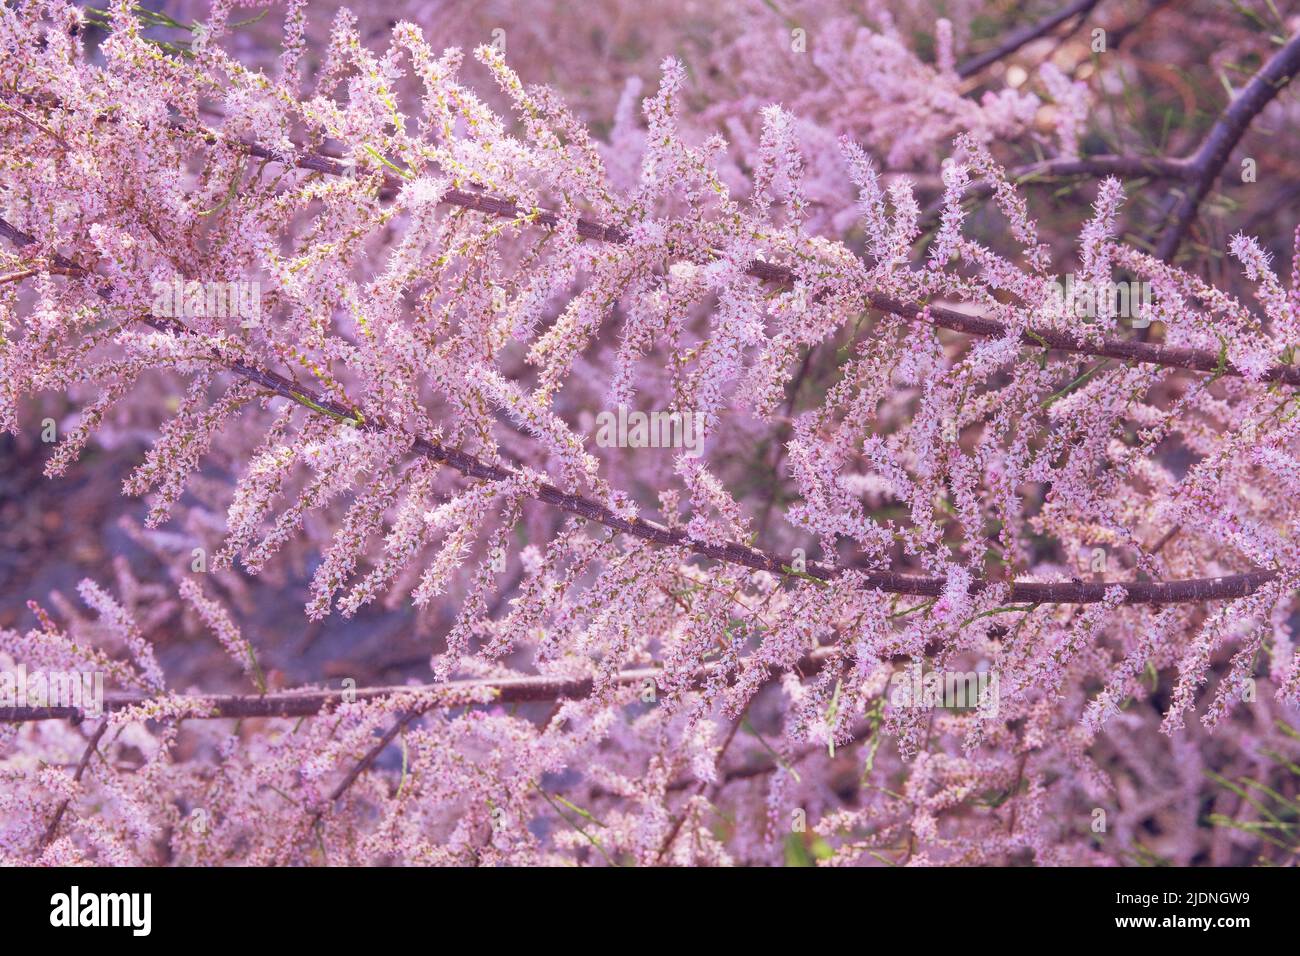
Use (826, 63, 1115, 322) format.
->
(955, 0, 1100, 78)
(326, 705, 429, 805)
(0, 97, 70, 150)
(36, 721, 108, 851)
(213, 129, 1300, 385)
(301, 701, 434, 858)
(869, 292, 1300, 384)
(0, 267, 40, 285)
(223, 126, 1300, 386)
(1154, 32, 1300, 262)
(656, 706, 747, 863)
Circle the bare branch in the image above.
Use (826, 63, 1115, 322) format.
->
(1155, 32, 1300, 261)
(956, 0, 1100, 79)
(918, 154, 1192, 229)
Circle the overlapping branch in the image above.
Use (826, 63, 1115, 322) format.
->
(917, 154, 1192, 230)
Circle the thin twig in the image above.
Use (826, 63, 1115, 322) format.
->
(956, 0, 1100, 78)
(918, 154, 1192, 230)
(656, 710, 747, 862)
(36, 721, 108, 852)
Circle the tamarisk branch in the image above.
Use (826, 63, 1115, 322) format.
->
(0, 214, 1281, 606)
(6, 84, 1300, 384)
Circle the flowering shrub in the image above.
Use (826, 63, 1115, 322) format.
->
(1, 0, 1299, 866)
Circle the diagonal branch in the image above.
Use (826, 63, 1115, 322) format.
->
(238, 127, 1300, 385)
(1154, 32, 1300, 261)
(36, 721, 108, 851)
(917, 154, 1193, 231)
(956, 0, 1101, 78)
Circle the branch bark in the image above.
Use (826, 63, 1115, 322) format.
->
(956, 0, 1101, 78)
(1154, 32, 1300, 261)
(918, 154, 1192, 230)
(229, 130, 1300, 384)
(230, 122, 1300, 387)
(36, 721, 107, 850)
